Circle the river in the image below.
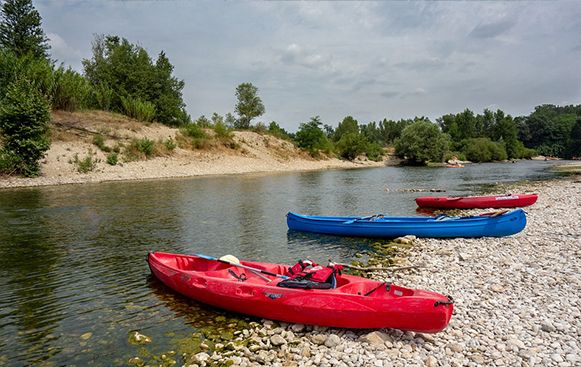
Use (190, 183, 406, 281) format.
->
(0, 160, 564, 366)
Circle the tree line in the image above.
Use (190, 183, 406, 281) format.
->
(1, 0, 579, 177)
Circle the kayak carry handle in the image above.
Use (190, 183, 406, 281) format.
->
(434, 295, 454, 307)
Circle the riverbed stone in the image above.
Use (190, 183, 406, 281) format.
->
(324, 334, 341, 348)
(425, 355, 438, 367)
(271, 334, 286, 346)
(448, 343, 463, 353)
(360, 331, 390, 347)
(290, 324, 305, 333)
(311, 334, 327, 345)
(194, 352, 210, 363)
(541, 321, 556, 332)
(128, 331, 151, 345)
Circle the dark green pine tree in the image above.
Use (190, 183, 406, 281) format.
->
(0, 0, 50, 59)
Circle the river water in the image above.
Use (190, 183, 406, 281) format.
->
(0, 161, 564, 366)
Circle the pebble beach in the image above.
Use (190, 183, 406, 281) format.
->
(182, 175, 580, 367)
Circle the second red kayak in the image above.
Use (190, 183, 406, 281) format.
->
(415, 193, 538, 209)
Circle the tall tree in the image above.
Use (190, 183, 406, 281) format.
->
(82, 35, 189, 126)
(395, 120, 449, 164)
(0, 0, 49, 59)
(568, 118, 581, 158)
(0, 78, 51, 176)
(234, 82, 265, 129)
(333, 116, 359, 142)
(294, 116, 330, 156)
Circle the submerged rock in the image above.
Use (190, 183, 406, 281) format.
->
(128, 331, 152, 345)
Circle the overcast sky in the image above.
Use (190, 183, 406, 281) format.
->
(37, 1, 581, 131)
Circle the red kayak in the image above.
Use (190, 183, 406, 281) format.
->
(415, 193, 538, 209)
(147, 252, 453, 333)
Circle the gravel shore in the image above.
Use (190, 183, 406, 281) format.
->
(184, 175, 580, 367)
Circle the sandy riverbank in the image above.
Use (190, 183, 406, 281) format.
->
(179, 175, 580, 367)
(0, 111, 390, 189)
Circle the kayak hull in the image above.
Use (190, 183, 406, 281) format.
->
(286, 209, 526, 238)
(147, 252, 453, 333)
(415, 194, 538, 209)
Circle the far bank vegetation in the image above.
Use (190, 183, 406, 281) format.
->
(1, 0, 580, 177)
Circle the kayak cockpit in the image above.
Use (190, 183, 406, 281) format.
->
(154, 253, 289, 275)
(151, 253, 418, 298)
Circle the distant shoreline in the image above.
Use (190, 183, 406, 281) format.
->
(0, 152, 388, 189)
(2, 155, 578, 191)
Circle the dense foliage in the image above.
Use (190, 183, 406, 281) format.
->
(330, 116, 383, 161)
(82, 35, 190, 126)
(360, 118, 414, 147)
(295, 116, 331, 156)
(267, 121, 292, 140)
(460, 138, 507, 163)
(517, 104, 581, 158)
(234, 83, 265, 129)
(395, 120, 449, 164)
(52, 65, 93, 111)
(0, 0, 49, 59)
(0, 78, 50, 176)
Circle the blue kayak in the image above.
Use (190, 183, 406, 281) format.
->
(287, 209, 526, 238)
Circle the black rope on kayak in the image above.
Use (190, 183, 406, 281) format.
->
(434, 295, 454, 307)
(364, 282, 391, 296)
(228, 269, 247, 282)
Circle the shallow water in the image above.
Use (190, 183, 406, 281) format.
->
(0, 160, 563, 366)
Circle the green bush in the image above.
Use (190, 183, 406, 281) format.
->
(52, 66, 92, 111)
(462, 138, 508, 162)
(214, 121, 233, 140)
(395, 120, 449, 164)
(90, 83, 113, 110)
(295, 116, 332, 157)
(73, 152, 97, 173)
(136, 138, 154, 157)
(267, 121, 291, 140)
(365, 142, 384, 162)
(0, 150, 20, 174)
(164, 138, 176, 151)
(0, 78, 51, 176)
(124, 138, 155, 160)
(194, 115, 212, 128)
(0, 50, 54, 102)
(513, 140, 536, 159)
(82, 35, 189, 126)
(92, 134, 110, 152)
(181, 123, 207, 139)
(106, 152, 118, 165)
(336, 132, 368, 160)
(120, 95, 156, 122)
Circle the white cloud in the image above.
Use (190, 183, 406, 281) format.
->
(35, 1, 581, 130)
(47, 32, 84, 70)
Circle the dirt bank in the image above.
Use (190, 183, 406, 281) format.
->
(1, 111, 392, 189)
